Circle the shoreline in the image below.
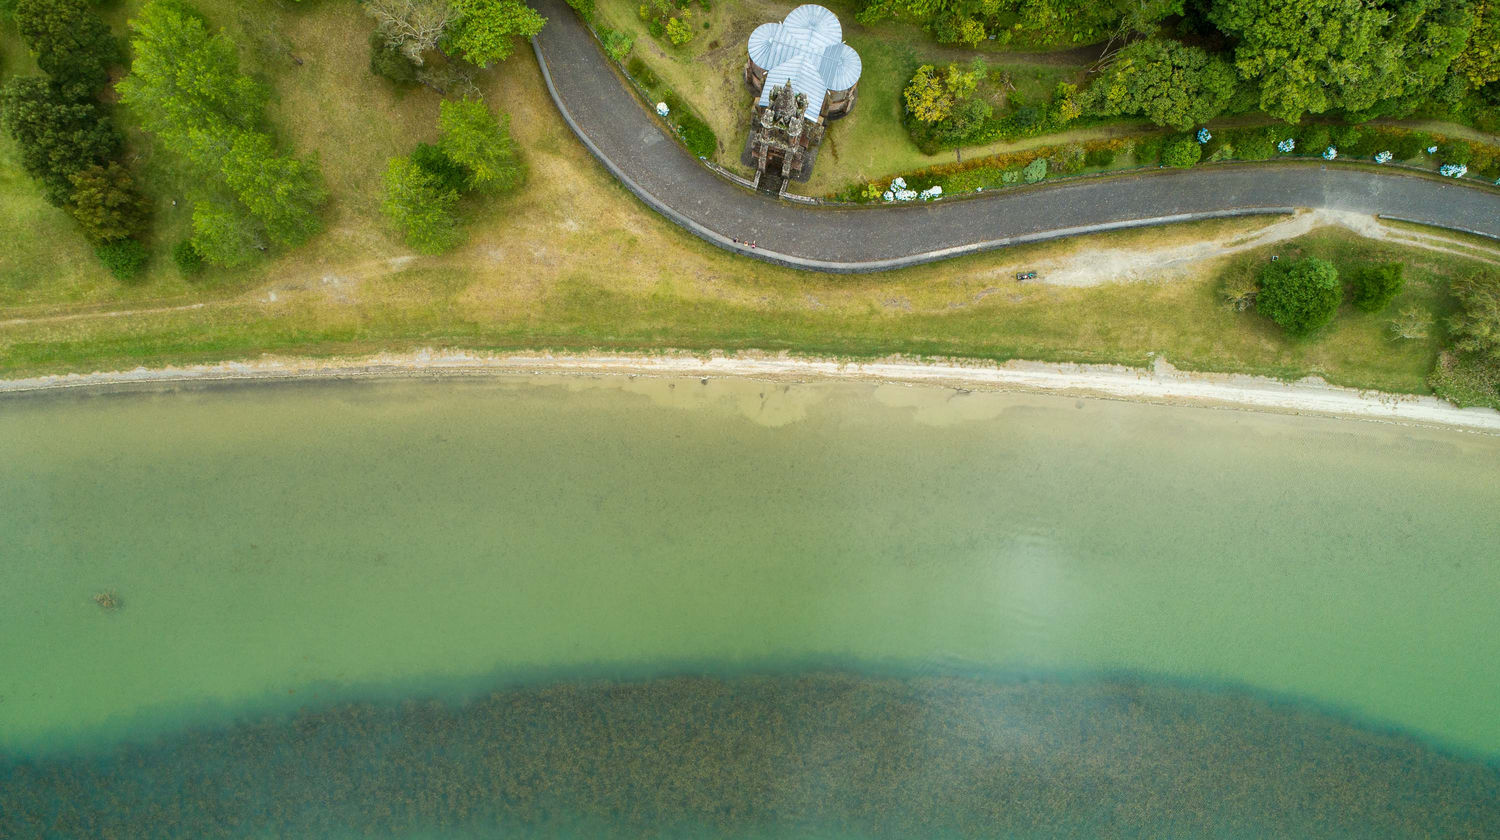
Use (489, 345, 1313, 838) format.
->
(2, 349, 1498, 434)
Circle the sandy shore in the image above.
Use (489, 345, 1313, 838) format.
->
(2, 349, 1498, 433)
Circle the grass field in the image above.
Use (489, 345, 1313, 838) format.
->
(0, 0, 1492, 397)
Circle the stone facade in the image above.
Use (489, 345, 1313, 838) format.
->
(741, 5, 861, 193)
(746, 81, 825, 192)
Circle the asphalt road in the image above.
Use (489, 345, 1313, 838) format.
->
(530, 0, 1500, 273)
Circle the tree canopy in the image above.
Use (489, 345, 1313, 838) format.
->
(1086, 39, 1237, 130)
(1449, 271, 1500, 361)
(1210, 0, 1476, 122)
(437, 99, 524, 192)
(903, 63, 982, 124)
(120, 0, 325, 265)
(0, 78, 120, 205)
(1256, 257, 1343, 336)
(14, 0, 118, 89)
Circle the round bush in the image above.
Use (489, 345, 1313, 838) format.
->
(1296, 125, 1330, 152)
(1162, 137, 1202, 168)
(171, 239, 204, 275)
(1236, 130, 1277, 161)
(1350, 262, 1404, 313)
(1439, 141, 1473, 165)
(1256, 257, 1342, 337)
(96, 238, 148, 282)
(1084, 147, 1116, 168)
(1389, 131, 1424, 160)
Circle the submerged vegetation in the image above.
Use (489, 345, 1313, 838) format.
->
(2, 670, 1498, 838)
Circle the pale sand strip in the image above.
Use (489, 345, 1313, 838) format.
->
(2, 350, 1498, 434)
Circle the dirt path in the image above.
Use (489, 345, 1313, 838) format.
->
(1, 215, 1495, 330)
(1027, 210, 1500, 287)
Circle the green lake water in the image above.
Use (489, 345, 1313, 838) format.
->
(2, 376, 1498, 837)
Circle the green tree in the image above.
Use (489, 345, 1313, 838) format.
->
(447, 0, 547, 67)
(1457, 0, 1500, 87)
(663, 14, 693, 46)
(1162, 136, 1203, 168)
(383, 155, 464, 253)
(172, 239, 206, 275)
(903, 63, 982, 124)
(1085, 39, 1236, 130)
(1350, 262, 1404, 312)
(221, 130, 327, 248)
(437, 98, 524, 192)
(1449, 270, 1500, 361)
(67, 162, 151, 243)
(94, 238, 148, 281)
(0, 77, 120, 205)
(1256, 256, 1343, 336)
(190, 201, 262, 267)
(119, 0, 267, 165)
(14, 0, 118, 90)
(1211, 0, 1392, 121)
(1211, 0, 1474, 121)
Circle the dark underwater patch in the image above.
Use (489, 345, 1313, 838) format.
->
(2, 670, 1496, 839)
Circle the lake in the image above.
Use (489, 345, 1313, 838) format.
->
(2, 375, 1497, 838)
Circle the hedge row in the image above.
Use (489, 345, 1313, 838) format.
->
(833, 124, 1500, 203)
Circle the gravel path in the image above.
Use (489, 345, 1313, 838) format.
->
(530, 0, 1500, 273)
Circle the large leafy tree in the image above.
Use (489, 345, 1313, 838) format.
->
(1457, 0, 1500, 88)
(0, 77, 120, 205)
(121, 0, 325, 265)
(383, 155, 464, 254)
(1211, 0, 1477, 121)
(1085, 39, 1237, 130)
(437, 98, 524, 192)
(446, 0, 546, 67)
(67, 162, 151, 243)
(221, 131, 328, 248)
(1256, 257, 1343, 336)
(903, 63, 982, 124)
(1449, 271, 1500, 361)
(190, 201, 263, 268)
(14, 0, 118, 89)
(118, 0, 267, 166)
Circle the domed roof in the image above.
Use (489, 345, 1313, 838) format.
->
(746, 4, 862, 120)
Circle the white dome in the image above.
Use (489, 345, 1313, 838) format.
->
(746, 5, 862, 119)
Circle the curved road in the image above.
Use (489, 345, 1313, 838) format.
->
(531, 0, 1500, 273)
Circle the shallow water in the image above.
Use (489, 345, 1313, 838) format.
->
(2, 376, 1498, 836)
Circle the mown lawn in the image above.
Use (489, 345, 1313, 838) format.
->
(0, 0, 1490, 398)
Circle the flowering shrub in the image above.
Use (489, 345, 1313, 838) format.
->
(1374, 150, 1393, 163)
(1277, 138, 1295, 153)
(919, 185, 943, 200)
(1322, 146, 1337, 160)
(882, 176, 918, 201)
(1196, 128, 1211, 144)
(1439, 163, 1468, 178)
(655, 102, 669, 117)
(1426, 145, 1438, 154)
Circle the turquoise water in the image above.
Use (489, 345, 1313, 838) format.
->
(1, 376, 1498, 837)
